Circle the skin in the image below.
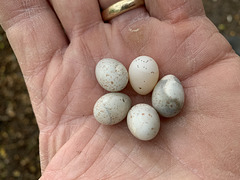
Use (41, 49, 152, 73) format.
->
(0, 0, 240, 179)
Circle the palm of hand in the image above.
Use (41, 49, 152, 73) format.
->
(1, 0, 240, 179)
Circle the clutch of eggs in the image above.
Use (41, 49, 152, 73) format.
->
(94, 57, 185, 141)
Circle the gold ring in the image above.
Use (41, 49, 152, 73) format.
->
(102, 0, 145, 21)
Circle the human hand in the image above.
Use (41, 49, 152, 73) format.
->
(1, 0, 240, 179)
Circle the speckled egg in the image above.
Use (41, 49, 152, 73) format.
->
(152, 75, 185, 118)
(93, 93, 131, 125)
(127, 104, 160, 141)
(129, 56, 159, 95)
(95, 58, 128, 92)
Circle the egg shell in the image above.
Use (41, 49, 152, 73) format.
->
(127, 104, 160, 141)
(152, 75, 185, 118)
(129, 56, 159, 95)
(94, 93, 131, 125)
(95, 58, 128, 92)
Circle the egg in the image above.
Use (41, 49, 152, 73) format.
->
(127, 104, 160, 141)
(93, 93, 131, 125)
(152, 75, 185, 118)
(129, 56, 159, 95)
(95, 58, 128, 92)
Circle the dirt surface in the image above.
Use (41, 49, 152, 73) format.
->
(0, 0, 239, 179)
(0, 28, 40, 179)
(204, 0, 240, 37)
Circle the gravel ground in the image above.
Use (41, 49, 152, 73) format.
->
(0, 0, 239, 179)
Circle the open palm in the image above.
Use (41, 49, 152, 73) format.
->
(1, 0, 240, 179)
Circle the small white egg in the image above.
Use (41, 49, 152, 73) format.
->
(94, 93, 131, 125)
(127, 104, 160, 141)
(95, 58, 128, 92)
(152, 75, 185, 118)
(129, 56, 159, 95)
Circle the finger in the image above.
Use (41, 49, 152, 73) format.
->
(0, 0, 68, 102)
(99, 0, 149, 27)
(145, 0, 205, 23)
(99, 0, 119, 9)
(49, 0, 102, 39)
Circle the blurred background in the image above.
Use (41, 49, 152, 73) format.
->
(0, 0, 239, 179)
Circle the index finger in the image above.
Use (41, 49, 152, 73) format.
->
(0, 0, 68, 105)
(0, 0, 68, 77)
